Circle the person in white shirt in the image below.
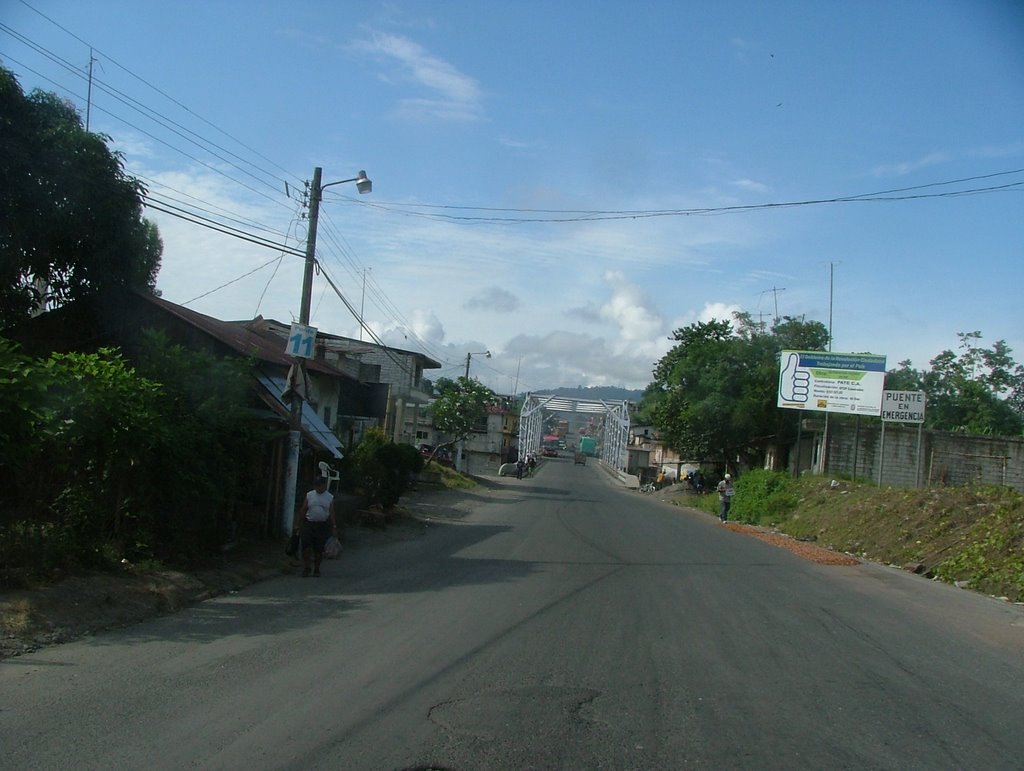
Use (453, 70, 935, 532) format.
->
(292, 475, 337, 577)
(716, 473, 735, 523)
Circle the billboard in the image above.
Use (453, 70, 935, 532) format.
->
(778, 350, 886, 416)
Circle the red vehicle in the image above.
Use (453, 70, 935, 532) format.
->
(541, 434, 560, 457)
(418, 444, 453, 466)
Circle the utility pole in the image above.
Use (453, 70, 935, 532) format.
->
(757, 287, 786, 324)
(819, 262, 836, 475)
(771, 286, 786, 321)
(359, 267, 370, 340)
(280, 167, 371, 535)
(85, 49, 95, 131)
(280, 167, 323, 536)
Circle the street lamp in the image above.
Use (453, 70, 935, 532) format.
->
(280, 167, 372, 536)
(464, 349, 491, 380)
(457, 350, 490, 472)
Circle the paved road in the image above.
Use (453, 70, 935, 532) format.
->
(3, 458, 1024, 769)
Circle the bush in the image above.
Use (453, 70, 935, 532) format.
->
(729, 469, 799, 524)
(0, 332, 271, 581)
(351, 428, 423, 511)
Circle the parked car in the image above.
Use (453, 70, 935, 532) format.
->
(418, 444, 453, 466)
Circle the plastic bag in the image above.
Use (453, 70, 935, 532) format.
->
(285, 531, 300, 557)
(324, 535, 342, 559)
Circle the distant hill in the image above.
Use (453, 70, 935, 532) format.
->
(533, 385, 644, 403)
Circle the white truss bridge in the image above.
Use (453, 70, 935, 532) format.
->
(518, 393, 631, 470)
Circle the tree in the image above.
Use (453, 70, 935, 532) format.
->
(428, 376, 497, 456)
(0, 66, 162, 328)
(892, 332, 1024, 436)
(642, 314, 829, 469)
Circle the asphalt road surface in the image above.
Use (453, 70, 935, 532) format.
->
(3, 458, 1024, 770)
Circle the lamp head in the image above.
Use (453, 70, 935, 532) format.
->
(355, 170, 372, 194)
(485, 350, 491, 358)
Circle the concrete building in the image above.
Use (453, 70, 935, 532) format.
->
(248, 319, 441, 450)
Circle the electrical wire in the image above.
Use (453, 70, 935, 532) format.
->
(255, 208, 305, 317)
(316, 209, 449, 364)
(141, 197, 305, 257)
(144, 191, 295, 241)
(12, 2, 303, 187)
(182, 254, 289, 306)
(1, 47, 291, 210)
(315, 262, 417, 378)
(352, 181, 1024, 224)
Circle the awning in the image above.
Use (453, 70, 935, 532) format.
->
(255, 370, 344, 459)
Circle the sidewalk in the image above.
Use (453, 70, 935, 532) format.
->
(1, 475, 508, 660)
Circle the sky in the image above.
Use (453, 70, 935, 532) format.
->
(3, 0, 1023, 395)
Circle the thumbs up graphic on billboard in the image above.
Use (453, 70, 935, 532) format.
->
(779, 352, 811, 403)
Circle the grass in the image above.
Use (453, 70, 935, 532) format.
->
(417, 461, 478, 490)
(688, 469, 1024, 602)
(1, 598, 32, 636)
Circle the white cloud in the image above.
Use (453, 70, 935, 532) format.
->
(869, 151, 949, 177)
(400, 308, 446, 346)
(668, 301, 743, 332)
(599, 271, 664, 348)
(733, 178, 769, 193)
(353, 33, 484, 121)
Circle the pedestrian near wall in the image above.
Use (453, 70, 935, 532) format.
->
(717, 473, 734, 523)
(292, 475, 337, 577)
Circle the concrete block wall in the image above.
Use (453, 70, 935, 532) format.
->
(823, 423, 1024, 492)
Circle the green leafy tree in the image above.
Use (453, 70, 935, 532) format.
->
(428, 376, 497, 456)
(643, 314, 829, 469)
(902, 332, 1023, 436)
(1, 331, 272, 577)
(883, 333, 1022, 436)
(0, 66, 162, 328)
(0, 337, 48, 480)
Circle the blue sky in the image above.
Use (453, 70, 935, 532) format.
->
(3, 0, 1022, 393)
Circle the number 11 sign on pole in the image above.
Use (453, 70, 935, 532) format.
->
(287, 323, 317, 359)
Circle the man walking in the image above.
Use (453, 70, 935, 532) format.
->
(717, 473, 734, 523)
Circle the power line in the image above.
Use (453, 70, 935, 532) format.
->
(1, 47, 291, 210)
(142, 197, 306, 257)
(182, 254, 289, 306)
(0, 23, 290, 197)
(315, 208, 449, 364)
(352, 169, 1024, 224)
(13, 1, 303, 187)
(144, 191, 294, 242)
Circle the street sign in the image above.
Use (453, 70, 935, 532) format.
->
(881, 390, 926, 423)
(778, 350, 887, 416)
(286, 322, 317, 359)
